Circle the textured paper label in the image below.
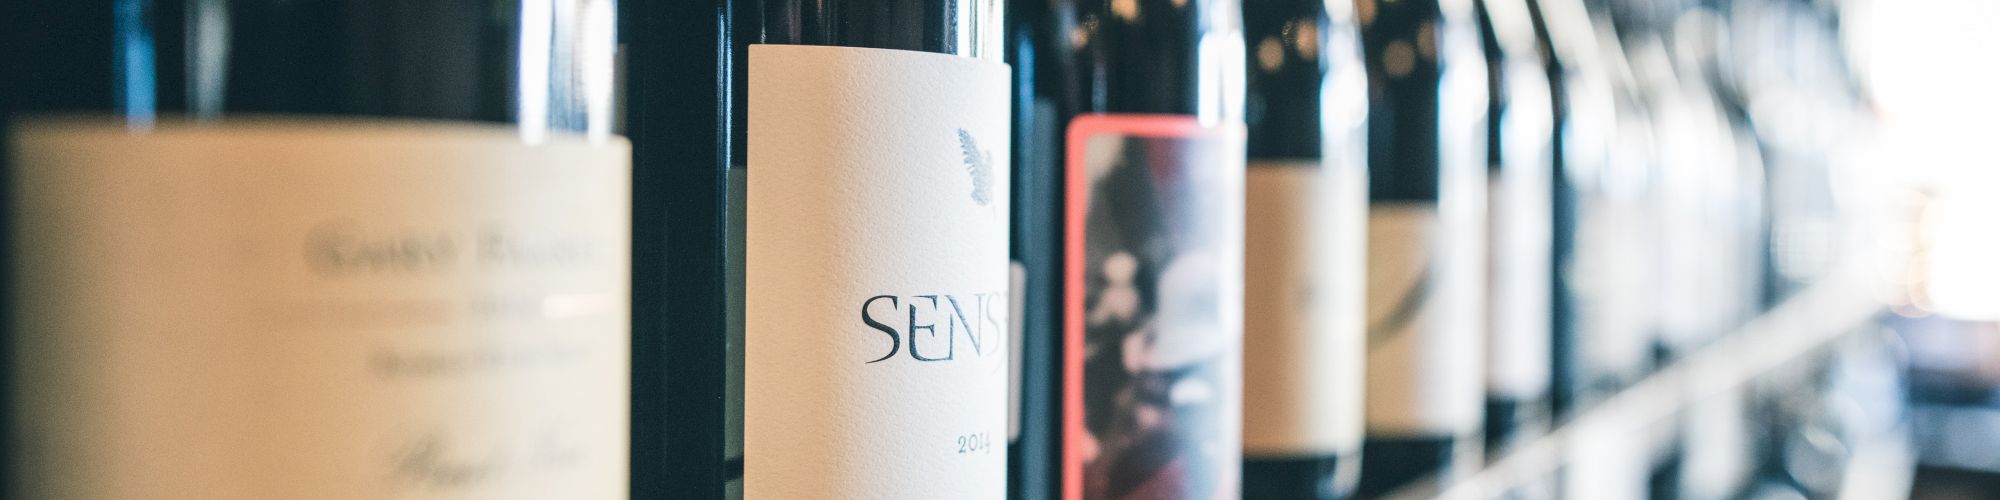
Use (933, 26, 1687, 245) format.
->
(1242, 160, 1365, 456)
(1364, 203, 1483, 435)
(8, 118, 632, 500)
(1064, 115, 1245, 500)
(745, 45, 1011, 499)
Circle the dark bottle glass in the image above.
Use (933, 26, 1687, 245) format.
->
(623, 0, 727, 498)
(1239, 0, 1369, 498)
(1006, 0, 1064, 498)
(651, 0, 1011, 498)
(1354, 0, 1490, 495)
(1474, 0, 1556, 458)
(5, 1, 627, 499)
(1522, 0, 1577, 425)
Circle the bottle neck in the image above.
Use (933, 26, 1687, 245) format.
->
(10, 0, 618, 140)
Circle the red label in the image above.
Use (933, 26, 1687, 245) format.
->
(1064, 114, 1244, 500)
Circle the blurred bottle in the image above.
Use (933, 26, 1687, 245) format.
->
(1475, 0, 1557, 459)
(5, 1, 630, 499)
(1733, 0, 1868, 303)
(1048, 0, 1250, 498)
(1006, 0, 1064, 497)
(1520, 0, 1617, 423)
(1354, 0, 1490, 494)
(1584, 0, 1664, 387)
(1665, 3, 1773, 498)
(1544, 0, 1668, 497)
(1735, 4, 1881, 499)
(1538, 0, 1659, 421)
(1240, 0, 1370, 497)
(1609, 1, 1759, 496)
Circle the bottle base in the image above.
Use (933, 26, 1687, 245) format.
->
(1243, 453, 1354, 500)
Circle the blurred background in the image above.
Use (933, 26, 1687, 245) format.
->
(1446, 0, 2000, 498)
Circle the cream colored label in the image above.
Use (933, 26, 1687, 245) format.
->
(1242, 160, 1364, 456)
(1364, 203, 1483, 435)
(746, 45, 1010, 499)
(8, 118, 632, 500)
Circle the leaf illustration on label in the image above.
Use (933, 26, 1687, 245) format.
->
(1367, 266, 1430, 349)
(957, 129, 993, 206)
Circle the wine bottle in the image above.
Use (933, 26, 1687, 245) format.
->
(1520, 0, 1581, 421)
(1005, 3, 1064, 500)
(1544, 0, 1658, 413)
(1473, 0, 1555, 456)
(1239, 0, 1369, 497)
(1519, 0, 1605, 421)
(1747, 0, 1855, 305)
(1664, 7, 1769, 498)
(1354, 0, 1490, 495)
(4, 1, 629, 499)
(1582, 9, 1685, 498)
(665, 0, 1014, 498)
(1039, 0, 1248, 498)
(1525, 7, 1661, 463)
(1592, 4, 1667, 383)
(623, 0, 731, 497)
(1628, 35, 1726, 362)
(1694, 3, 1770, 343)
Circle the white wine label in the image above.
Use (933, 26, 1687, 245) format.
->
(1064, 115, 1245, 500)
(1487, 60, 1554, 401)
(1680, 393, 1751, 498)
(8, 118, 631, 500)
(1566, 197, 1653, 387)
(1364, 203, 1484, 435)
(1242, 160, 1365, 456)
(745, 45, 1011, 499)
(1563, 422, 1650, 500)
(1485, 173, 1551, 400)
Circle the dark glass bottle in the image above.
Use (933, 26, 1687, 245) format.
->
(1006, 0, 1065, 499)
(1354, 0, 1490, 495)
(1560, 0, 1659, 413)
(1474, 0, 1556, 458)
(1524, 1, 1654, 495)
(1522, 0, 1625, 422)
(1239, 0, 1369, 498)
(5, 1, 627, 499)
(636, 0, 1013, 498)
(1033, 0, 1248, 498)
(623, 0, 729, 498)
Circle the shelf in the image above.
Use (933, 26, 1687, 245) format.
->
(1404, 268, 1888, 500)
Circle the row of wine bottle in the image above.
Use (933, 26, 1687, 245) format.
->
(0, 0, 1866, 498)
